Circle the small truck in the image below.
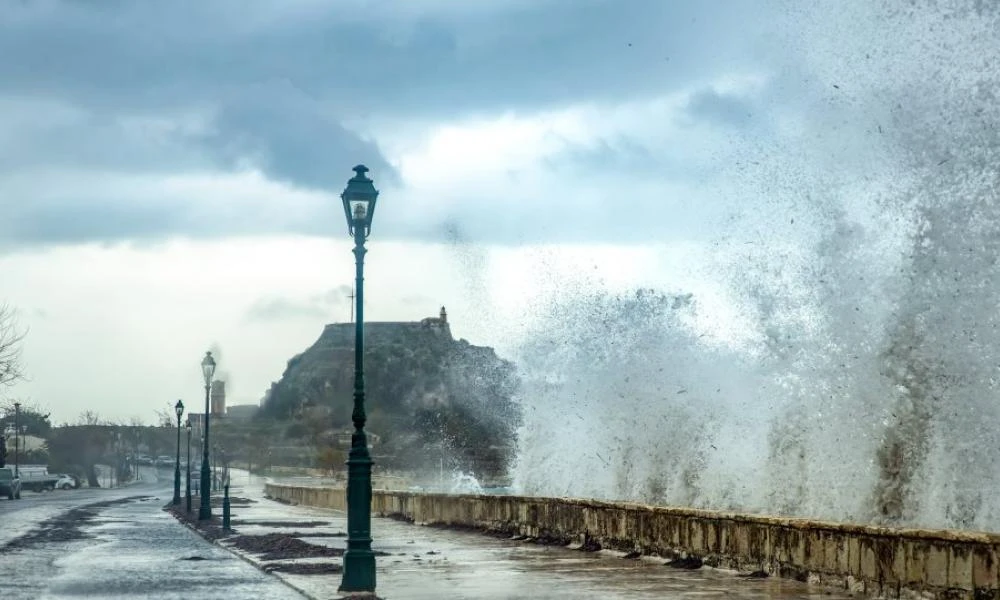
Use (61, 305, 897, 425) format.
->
(17, 465, 66, 492)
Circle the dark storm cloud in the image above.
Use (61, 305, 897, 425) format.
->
(0, 0, 776, 247)
(0, 1, 764, 114)
(198, 88, 393, 190)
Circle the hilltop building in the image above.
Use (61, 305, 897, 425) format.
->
(210, 380, 226, 415)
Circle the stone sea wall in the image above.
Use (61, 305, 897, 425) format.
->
(264, 484, 1000, 599)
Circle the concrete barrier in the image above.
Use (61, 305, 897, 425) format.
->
(264, 483, 1000, 599)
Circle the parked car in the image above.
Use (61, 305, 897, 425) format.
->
(0, 467, 21, 500)
(54, 474, 78, 490)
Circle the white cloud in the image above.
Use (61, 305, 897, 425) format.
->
(385, 71, 771, 186)
(1, 233, 768, 422)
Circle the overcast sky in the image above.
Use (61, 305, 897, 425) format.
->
(0, 0, 992, 423)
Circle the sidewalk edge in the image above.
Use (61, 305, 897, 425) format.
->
(170, 514, 324, 600)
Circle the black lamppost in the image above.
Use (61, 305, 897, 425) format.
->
(338, 164, 379, 593)
(185, 419, 192, 513)
(13, 401, 19, 477)
(198, 351, 216, 521)
(172, 399, 184, 505)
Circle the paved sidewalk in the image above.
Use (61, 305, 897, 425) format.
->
(0, 489, 306, 600)
(210, 472, 852, 600)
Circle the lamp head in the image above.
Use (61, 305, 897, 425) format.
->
(340, 165, 379, 238)
(201, 351, 216, 386)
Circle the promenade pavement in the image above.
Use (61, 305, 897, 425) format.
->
(209, 472, 853, 600)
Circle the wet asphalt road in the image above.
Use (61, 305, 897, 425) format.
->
(0, 481, 141, 546)
(0, 469, 306, 600)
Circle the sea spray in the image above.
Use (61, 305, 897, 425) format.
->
(461, 0, 1000, 530)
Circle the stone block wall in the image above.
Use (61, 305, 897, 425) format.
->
(264, 484, 1000, 599)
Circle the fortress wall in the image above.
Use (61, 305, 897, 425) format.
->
(264, 483, 1000, 599)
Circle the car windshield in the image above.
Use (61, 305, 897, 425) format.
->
(0, 470, 12, 481)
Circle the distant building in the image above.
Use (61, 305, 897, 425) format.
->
(210, 380, 226, 416)
(420, 306, 449, 331)
(187, 413, 205, 440)
(3, 434, 45, 453)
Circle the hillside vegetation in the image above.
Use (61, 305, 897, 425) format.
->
(258, 320, 521, 479)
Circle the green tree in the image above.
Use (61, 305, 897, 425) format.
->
(47, 425, 113, 487)
(1, 400, 52, 438)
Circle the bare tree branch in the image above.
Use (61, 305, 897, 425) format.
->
(77, 410, 105, 426)
(154, 402, 177, 428)
(0, 303, 27, 389)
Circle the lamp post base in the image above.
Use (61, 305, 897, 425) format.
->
(199, 449, 212, 520)
(340, 434, 376, 592)
(172, 465, 181, 505)
(339, 550, 377, 593)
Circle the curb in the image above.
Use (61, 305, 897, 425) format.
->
(167, 509, 340, 600)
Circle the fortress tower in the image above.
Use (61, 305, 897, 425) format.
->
(210, 380, 226, 416)
(420, 306, 450, 332)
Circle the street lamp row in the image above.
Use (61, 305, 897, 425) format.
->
(169, 351, 217, 519)
(171, 167, 380, 592)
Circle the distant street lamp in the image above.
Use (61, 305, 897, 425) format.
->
(213, 443, 219, 492)
(13, 401, 19, 477)
(185, 419, 193, 513)
(172, 400, 184, 505)
(338, 165, 379, 593)
(198, 351, 216, 521)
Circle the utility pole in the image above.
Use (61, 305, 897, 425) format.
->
(13, 402, 19, 477)
(348, 288, 356, 323)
